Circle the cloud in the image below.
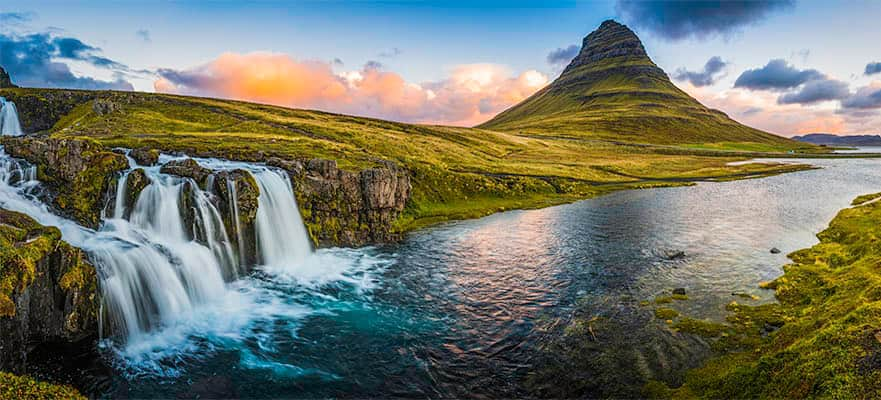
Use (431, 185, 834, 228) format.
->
(0, 12, 33, 25)
(0, 32, 133, 90)
(378, 47, 402, 58)
(734, 59, 823, 90)
(777, 78, 849, 105)
(866, 62, 881, 76)
(673, 56, 728, 87)
(615, 0, 794, 41)
(154, 52, 548, 126)
(841, 82, 881, 110)
(136, 29, 151, 43)
(546, 44, 579, 66)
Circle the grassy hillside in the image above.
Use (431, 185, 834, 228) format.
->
(646, 193, 881, 398)
(480, 21, 805, 150)
(0, 87, 816, 231)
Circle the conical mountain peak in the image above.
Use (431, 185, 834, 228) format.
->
(564, 20, 649, 72)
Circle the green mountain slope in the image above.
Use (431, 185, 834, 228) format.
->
(480, 20, 797, 148)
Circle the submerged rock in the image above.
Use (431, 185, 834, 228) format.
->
(770, 247, 781, 254)
(672, 288, 687, 296)
(0, 209, 99, 372)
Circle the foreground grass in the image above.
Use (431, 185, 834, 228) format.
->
(646, 194, 881, 399)
(0, 88, 824, 231)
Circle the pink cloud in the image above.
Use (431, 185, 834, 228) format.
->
(154, 52, 547, 127)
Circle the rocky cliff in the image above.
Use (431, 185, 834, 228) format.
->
(1, 137, 128, 228)
(0, 209, 99, 372)
(0, 89, 97, 133)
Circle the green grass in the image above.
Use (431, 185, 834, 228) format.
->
(647, 194, 881, 399)
(0, 88, 823, 231)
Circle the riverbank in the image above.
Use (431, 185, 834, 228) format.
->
(645, 191, 881, 398)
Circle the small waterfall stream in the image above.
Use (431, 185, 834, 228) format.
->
(0, 147, 317, 345)
(0, 97, 24, 136)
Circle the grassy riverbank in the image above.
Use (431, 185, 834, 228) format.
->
(0, 88, 825, 232)
(645, 192, 881, 398)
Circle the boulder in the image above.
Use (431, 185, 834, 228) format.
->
(129, 147, 159, 166)
(159, 158, 212, 187)
(123, 169, 149, 215)
(91, 98, 119, 115)
(770, 247, 781, 254)
(215, 169, 260, 266)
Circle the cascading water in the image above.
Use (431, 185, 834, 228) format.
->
(0, 96, 24, 136)
(0, 148, 318, 343)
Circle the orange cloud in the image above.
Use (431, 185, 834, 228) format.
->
(154, 52, 547, 126)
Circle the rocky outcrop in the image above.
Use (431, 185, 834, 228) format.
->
(214, 170, 260, 265)
(0, 209, 99, 372)
(268, 157, 411, 247)
(0, 66, 16, 88)
(0, 89, 97, 133)
(1, 137, 128, 228)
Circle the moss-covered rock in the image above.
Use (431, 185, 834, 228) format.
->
(0, 372, 85, 399)
(160, 158, 212, 187)
(0, 209, 99, 372)
(1, 137, 128, 228)
(214, 169, 260, 265)
(129, 147, 159, 166)
(0, 88, 96, 133)
(270, 157, 411, 247)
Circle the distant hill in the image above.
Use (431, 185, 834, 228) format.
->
(479, 20, 800, 149)
(792, 133, 881, 146)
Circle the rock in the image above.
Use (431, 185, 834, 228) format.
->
(664, 250, 686, 260)
(672, 288, 687, 296)
(123, 169, 149, 215)
(770, 247, 781, 254)
(1, 137, 128, 228)
(159, 158, 212, 187)
(293, 158, 411, 247)
(0, 209, 99, 372)
(0, 66, 16, 88)
(129, 147, 159, 166)
(215, 169, 260, 266)
(266, 157, 304, 176)
(91, 98, 119, 115)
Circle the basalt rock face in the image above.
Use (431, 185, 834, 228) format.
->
(1, 137, 128, 229)
(214, 169, 260, 266)
(268, 157, 411, 247)
(0, 209, 99, 372)
(565, 19, 652, 71)
(0, 66, 16, 88)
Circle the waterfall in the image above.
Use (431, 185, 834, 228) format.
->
(0, 147, 316, 345)
(253, 169, 313, 266)
(0, 97, 24, 136)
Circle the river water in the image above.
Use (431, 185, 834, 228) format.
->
(5, 151, 880, 398)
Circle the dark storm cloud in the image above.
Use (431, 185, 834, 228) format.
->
(616, 0, 795, 41)
(673, 56, 728, 87)
(866, 62, 881, 76)
(0, 32, 133, 90)
(734, 59, 823, 90)
(777, 78, 849, 105)
(546, 44, 579, 66)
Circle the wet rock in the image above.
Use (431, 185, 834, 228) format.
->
(215, 169, 260, 266)
(0, 209, 99, 372)
(123, 169, 149, 215)
(770, 247, 781, 254)
(664, 250, 686, 260)
(1, 137, 128, 228)
(129, 147, 159, 166)
(160, 158, 212, 187)
(672, 288, 687, 296)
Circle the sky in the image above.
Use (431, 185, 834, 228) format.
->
(1, 1, 880, 135)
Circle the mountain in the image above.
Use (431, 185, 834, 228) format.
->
(0, 67, 16, 88)
(480, 20, 797, 148)
(792, 133, 881, 146)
